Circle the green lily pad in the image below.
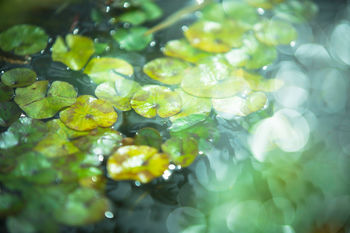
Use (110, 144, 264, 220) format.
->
(1, 68, 36, 88)
(140, 0, 163, 20)
(161, 136, 198, 167)
(184, 20, 246, 53)
(95, 79, 141, 111)
(223, 1, 259, 29)
(55, 188, 109, 226)
(52, 34, 95, 70)
(119, 10, 147, 25)
(201, 2, 226, 22)
(113, 27, 153, 51)
(170, 88, 211, 122)
(0, 24, 48, 56)
(134, 127, 162, 150)
(143, 58, 191, 85)
(0, 102, 21, 127)
(14, 80, 77, 119)
(84, 57, 134, 84)
(254, 19, 297, 46)
(131, 85, 182, 118)
(246, 0, 284, 9)
(273, 0, 318, 23)
(107, 145, 169, 183)
(246, 91, 268, 113)
(0, 82, 13, 102)
(60, 95, 118, 131)
(181, 61, 250, 98)
(163, 39, 211, 63)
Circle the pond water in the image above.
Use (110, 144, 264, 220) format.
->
(0, 0, 350, 233)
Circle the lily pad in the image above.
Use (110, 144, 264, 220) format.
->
(14, 80, 77, 119)
(254, 19, 297, 46)
(184, 20, 246, 53)
(163, 39, 211, 63)
(59, 95, 118, 131)
(169, 114, 208, 132)
(119, 10, 147, 25)
(170, 89, 211, 122)
(141, 1, 163, 20)
(84, 57, 134, 84)
(246, 0, 284, 9)
(223, 1, 259, 29)
(95, 79, 141, 111)
(235, 69, 283, 92)
(0, 24, 48, 56)
(0, 102, 21, 127)
(1, 68, 36, 88)
(246, 91, 268, 113)
(273, 0, 318, 23)
(134, 127, 162, 150)
(107, 145, 169, 183)
(52, 34, 95, 70)
(161, 136, 198, 167)
(131, 85, 182, 118)
(0, 82, 13, 102)
(46, 119, 89, 139)
(113, 27, 153, 51)
(143, 58, 191, 85)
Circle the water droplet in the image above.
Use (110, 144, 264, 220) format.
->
(105, 6, 110, 13)
(134, 181, 141, 186)
(72, 28, 79, 34)
(257, 8, 265, 15)
(168, 164, 176, 170)
(123, 2, 130, 8)
(181, 26, 188, 32)
(150, 41, 156, 47)
(104, 211, 114, 219)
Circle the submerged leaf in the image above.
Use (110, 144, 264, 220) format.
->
(113, 27, 153, 51)
(0, 102, 21, 127)
(1, 68, 36, 88)
(134, 127, 162, 150)
(143, 58, 191, 85)
(107, 145, 169, 183)
(95, 79, 141, 111)
(0, 24, 48, 56)
(60, 95, 118, 131)
(52, 34, 95, 70)
(131, 85, 182, 118)
(84, 57, 134, 84)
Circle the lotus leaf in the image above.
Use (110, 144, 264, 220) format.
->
(163, 39, 211, 63)
(1, 68, 36, 88)
(84, 57, 134, 84)
(184, 20, 246, 53)
(134, 127, 162, 150)
(131, 85, 182, 118)
(119, 10, 147, 25)
(246, 0, 284, 9)
(0, 24, 48, 56)
(59, 95, 118, 131)
(254, 19, 297, 46)
(95, 79, 141, 111)
(143, 58, 191, 85)
(170, 89, 211, 122)
(14, 80, 77, 119)
(107, 145, 169, 183)
(0, 102, 21, 127)
(54, 188, 109, 226)
(181, 62, 250, 98)
(273, 0, 318, 23)
(0, 82, 13, 102)
(161, 136, 198, 167)
(113, 27, 153, 51)
(52, 34, 95, 70)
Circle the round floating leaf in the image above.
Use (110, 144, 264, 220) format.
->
(141, 1, 163, 20)
(143, 58, 191, 85)
(163, 39, 211, 63)
(60, 95, 118, 131)
(0, 24, 48, 56)
(273, 0, 318, 23)
(55, 188, 109, 226)
(95, 79, 141, 111)
(246, 0, 284, 9)
(107, 145, 169, 183)
(169, 114, 208, 132)
(1, 68, 36, 88)
(134, 127, 162, 150)
(201, 2, 226, 22)
(184, 20, 246, 53)
(0, 102, 21, 127)
(246, 91, 268, 113)
(161, 136, 198, 167)
(181, 61, 250, 98)
(84, 57, 134, 84)
(14, 80, 77, 119)
(223, 1, 259, 28)
(52, 34, 95, 70)
(0, 82, 13, 102)
(131, 85, 182, 118)
(254, 19, 297, 46)
(170, 89, 211, 122)
(235, 69, 283, 92)
(113, 27, 153, 51)
(119, 10, 147, 25)
(46, 119, 89, 139)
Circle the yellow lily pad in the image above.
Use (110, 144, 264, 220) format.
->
(143, 58, 191, 85)
(107, 145, 169, 183)
(46, 119, 89, 139)
(235, 69, 284, 92)
(84, 57, 134, 84)
(184, 20, 246, 53)
(95, 78, 141, 111)
(59, 95, 118, 131)
(52, 34, 95, 71)
(130, 85, 182, 118)
(14, 80, 77, 119)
